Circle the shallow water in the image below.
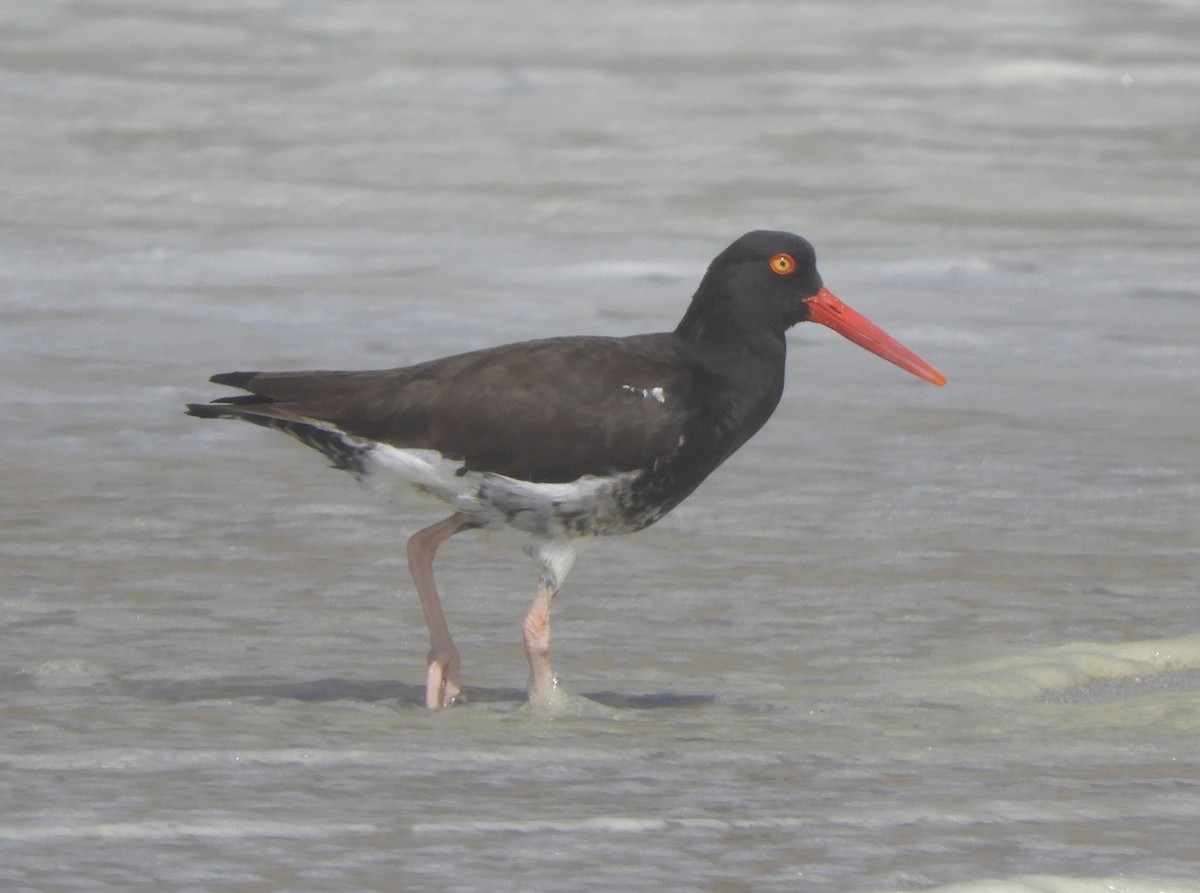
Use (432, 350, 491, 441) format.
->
(2, 1, 1199, 891)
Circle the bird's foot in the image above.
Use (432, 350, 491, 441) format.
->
(425, 646, 462, 709)
(525, 672, 562, 707)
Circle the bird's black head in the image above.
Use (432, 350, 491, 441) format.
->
(675, 230, 826, 344)
(676, 231, 948, 386)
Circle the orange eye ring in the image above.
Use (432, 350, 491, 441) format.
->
(769, 253, 796, 276)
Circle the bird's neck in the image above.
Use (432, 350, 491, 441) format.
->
(674, 301, 789, 390)
(671, 275, 789, 420)
(673, 274, 789, 358)
(627, 335, 786, 529)
(672, 329, 788, 472)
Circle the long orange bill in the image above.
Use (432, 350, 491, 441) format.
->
(803, 287, 947, 387)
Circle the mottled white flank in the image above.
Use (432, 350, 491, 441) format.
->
(620, 384, 667, 403)
(364, 444, 644, 539)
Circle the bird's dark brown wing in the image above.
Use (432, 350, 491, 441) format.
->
(190, 334, 702, 483)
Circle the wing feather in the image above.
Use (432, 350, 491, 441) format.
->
(193, 335, 701, 483)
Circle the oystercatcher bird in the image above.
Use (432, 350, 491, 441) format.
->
(187, 231, 945, 709)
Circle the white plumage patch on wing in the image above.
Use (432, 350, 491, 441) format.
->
(363, 444, 645, 538)
(620, 384, 667, 404)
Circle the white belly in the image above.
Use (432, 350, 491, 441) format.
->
(363, 443, 648, 539)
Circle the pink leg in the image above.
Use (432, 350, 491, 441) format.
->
(522, 579, 559, 699)
(406, 513, 473, 709)
(519, 540, 581, 702)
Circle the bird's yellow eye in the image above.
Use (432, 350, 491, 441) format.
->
(769, 253, 795, 276)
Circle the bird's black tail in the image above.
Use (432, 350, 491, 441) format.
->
(185, 400, 370, 476)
